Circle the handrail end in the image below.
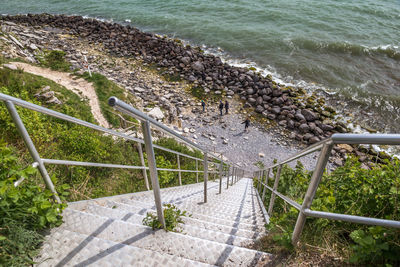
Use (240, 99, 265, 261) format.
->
(108, 96, 118, 107)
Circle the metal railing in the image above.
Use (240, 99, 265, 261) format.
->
(253, 134, 400, 245)
(0, 93, 245, 228)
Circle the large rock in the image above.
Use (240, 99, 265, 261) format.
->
(320, 124, 334, 131)
(181, 57, 191, 65)
(299, 123, 310, 133)
(3, 64, 18, 70)
(148, 107, 165, 120)
(271, 106, 281, 114)
(301, 109, 318, 121)
(309, 136, 320, 144)
(295, 113, 306, 122)
(191, 61, 204, 72)
(255, 105, 264, 113)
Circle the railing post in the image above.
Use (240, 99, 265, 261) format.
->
(262, 168, 270, 201)
(177, 154, 182, 186)
(219, 161, 223, 194)
(268, 164, 282, 215)
(196, 159, 199, 183)
(137, 143, 150, 190)
(141, 120, 165, 228)
(226, 165, 230, 189)
(292, 142, 333, 246)
(203, 152, 208, 203)
(257, 171, 262, 191)
(5, 101, 61, 203)
(231, 167, 234, 186)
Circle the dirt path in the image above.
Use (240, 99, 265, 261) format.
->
(10, 62, 110, 128)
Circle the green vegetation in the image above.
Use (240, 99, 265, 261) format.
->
(0, 62, 209, 264)
(0, 140, 67, 266)
(142, 204, 189, 232)
(254, 158, 400, 265)
(38, 50, 71, 72)
(81, 72, 137, 128)
(153, 138, 204, 188)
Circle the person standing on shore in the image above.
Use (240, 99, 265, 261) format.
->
(201, 100, 206, 112)
(218, 100, 224, 116)
(242, 117, 250, 132)
(224, 100, 229, 114)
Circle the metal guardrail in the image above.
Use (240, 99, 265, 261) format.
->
(0, 93, 245, 228)
(254, 134, 400, 245)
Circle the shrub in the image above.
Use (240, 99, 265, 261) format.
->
(142, 204, 188, 232)
(0, 140, 67, 266)
(256, 157, 400, 265)
(40, 50, 71, 72)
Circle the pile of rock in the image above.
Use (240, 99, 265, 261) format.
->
(1, 14, 347, 144)
(34, 86, 62, 105)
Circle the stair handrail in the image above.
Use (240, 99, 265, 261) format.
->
(253, 133, 400, 246)
(0, 92, 245, 229)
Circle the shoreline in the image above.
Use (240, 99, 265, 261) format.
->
(0, 13, 394, 169)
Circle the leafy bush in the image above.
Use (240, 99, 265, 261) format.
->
(155, 156, 175, 186)
(142, 204, 188, 232)
(256, 157, 400, 265)
(39, 50, 71, 72)
(0, 140, 67, 266)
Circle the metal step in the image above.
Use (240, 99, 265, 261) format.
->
(109, 200, 266, 233)
(58, 209, 271, 266)
(80, 203, 255, 247)
(99, 200, 265, 238)
(35, 228, 214, 267)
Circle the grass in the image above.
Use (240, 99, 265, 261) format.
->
(81, 72, 138, 128)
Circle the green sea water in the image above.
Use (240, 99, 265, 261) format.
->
(1, 0, 400, 130)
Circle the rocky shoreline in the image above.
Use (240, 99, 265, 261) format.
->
(1, 14, 345, 144)
(0, 14, 391, 169)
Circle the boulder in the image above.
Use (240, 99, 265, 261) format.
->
(278, 120, 287, 126)
(3, 64, 18, 70)
(309, 136, 320, 144)
(191, 61, 204, 72)
(299, 123, 310, 133)
(301, 109, 318, 121)
(303, 133, 313, 141)
(255, 105, 264, 113)
(320, 124, 334, 131)
(181, 56, 191, 65)
(295, 113, 306, 122)
(271, 106, 281, 114)
(287, 120, 295, 129)
(148, 107, 165, 120)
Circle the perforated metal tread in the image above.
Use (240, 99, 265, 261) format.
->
(58, 209, 271, 266)
(36, 228, 214, 267)
(97, 201, 262, 239)
(82, 203, 254, 246)
(37, 178, 271, 266)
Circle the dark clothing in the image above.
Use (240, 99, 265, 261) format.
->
(201, 101, 206, 112)
(218, 101, 224, 116)
(224, 101, 229, 114)
(243, 119, 250, 130)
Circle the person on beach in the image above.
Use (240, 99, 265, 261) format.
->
(224, 100, 229, 114)
(242, 117, 250, 132)
(201, 100, 206, 112)
(218, 100, 224, 116)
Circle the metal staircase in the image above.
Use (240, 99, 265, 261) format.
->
(3, 92, 399, 266)
(35, 179, 271, 266)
